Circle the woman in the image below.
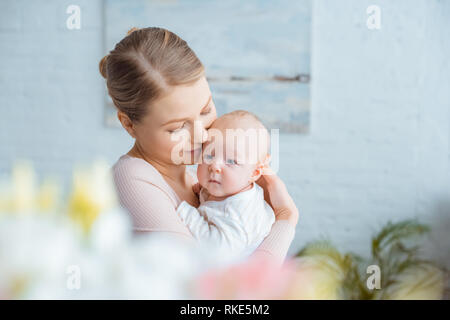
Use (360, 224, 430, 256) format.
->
(100, 27, 299, 266)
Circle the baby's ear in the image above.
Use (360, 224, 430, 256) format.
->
(262, 154, 271, 166)
(250, 163, 265, 182)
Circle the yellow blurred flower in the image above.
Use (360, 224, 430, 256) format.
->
(0, 161, 60, 215)
(11, 161, 36, 213)
(36, 179, 59, 213)
(0, 159, 117, 233)
(285, 255, 345, 300)
(285, 241, 355, 300)
(67, 160, 117, 234)
(381, 264, 445, 300)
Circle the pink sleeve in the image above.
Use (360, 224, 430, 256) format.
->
(113, 157, 194, 242)
(251, 220, 296, 266)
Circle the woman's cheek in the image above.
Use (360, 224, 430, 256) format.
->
(204, 108, 217, 129)
(171, 129, 191, 147)
(164, 134, 183, 164)
(168, 130, 192, 161)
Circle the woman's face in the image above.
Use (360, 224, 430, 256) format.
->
(132, 76, 217, 165)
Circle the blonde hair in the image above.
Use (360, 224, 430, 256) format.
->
(215, 110, 271, 160)
(99, 27, 205, 122)
(222, 110, 263, 124)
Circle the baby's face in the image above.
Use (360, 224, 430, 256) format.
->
(197, 139, 258, 198)
(197, 115, 268, 198)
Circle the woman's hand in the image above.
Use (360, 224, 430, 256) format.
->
(192, 182, 201, 195)
(192, 182, 210, 202)
(256, 166, 299, 227)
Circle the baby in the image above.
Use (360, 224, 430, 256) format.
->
(177, 110, 275, 261)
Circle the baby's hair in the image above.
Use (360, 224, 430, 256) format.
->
(222, 110, 263, 124)
(218, 109, 271, 161)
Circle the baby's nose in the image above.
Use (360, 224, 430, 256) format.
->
(209, 163, 222, 174)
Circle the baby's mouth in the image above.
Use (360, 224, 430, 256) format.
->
(208, 179, 221, 184)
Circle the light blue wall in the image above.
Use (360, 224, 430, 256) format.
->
(0, 0, 449, 265)
(0, 0, 133, 187)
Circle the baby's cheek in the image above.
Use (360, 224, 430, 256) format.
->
(228, 168, 249, 190)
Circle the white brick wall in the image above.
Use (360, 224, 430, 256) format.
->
(0, 0, 449, 266)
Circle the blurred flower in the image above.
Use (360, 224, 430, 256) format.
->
(0, 161, 36, 214)
(0, 215, 82, 299)
(194, 255, 295, 299)
(11, 161, 36, 213)
(67, 160, 117, 234)
(36, 178, 59, 213)
(286, 244, 350, 300)
(381, 264, 445, 300)
(0, 161, 60, 215)
(0, 160, 221, 299)
(370, 220, 445, 300)
(292, 221, 447, 300)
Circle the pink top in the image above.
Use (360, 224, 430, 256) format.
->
(112, 154, 296, 265)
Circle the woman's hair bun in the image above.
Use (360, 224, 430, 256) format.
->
(99, 28, 139, 79)
(127, 27, 139, 36)
(99, 54, 108, 79)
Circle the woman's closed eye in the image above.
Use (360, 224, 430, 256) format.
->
(168, 122, 186, 133)
(226, 158, 238, 165)
(200, 107, 212, 116)
(168, 103, 212, 133)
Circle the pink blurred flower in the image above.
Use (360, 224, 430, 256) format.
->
(194, 255, 297, 299)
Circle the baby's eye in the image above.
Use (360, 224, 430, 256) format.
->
(226, 159, 238, 165)
(203, 154, 214, 162)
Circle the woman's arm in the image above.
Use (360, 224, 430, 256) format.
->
(251, 172, 299, 266)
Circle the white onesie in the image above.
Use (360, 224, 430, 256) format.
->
(176, 183, 275, 261)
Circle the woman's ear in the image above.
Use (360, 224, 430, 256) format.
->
(117, 111, 136, 138)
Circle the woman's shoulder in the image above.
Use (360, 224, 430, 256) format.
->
(112, 154, 181, 206)
(112, 154, 166, 186)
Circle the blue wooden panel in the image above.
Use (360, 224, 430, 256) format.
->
(104, 0, 311, 133)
